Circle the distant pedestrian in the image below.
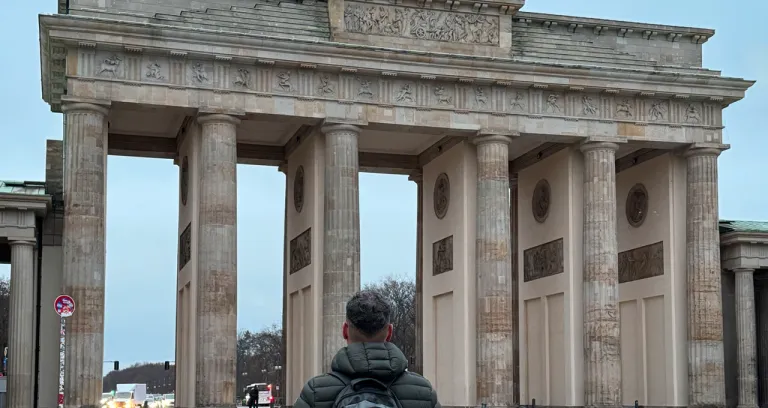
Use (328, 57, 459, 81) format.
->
(293, 290, 441, 408)
(248, 386, 258, 408)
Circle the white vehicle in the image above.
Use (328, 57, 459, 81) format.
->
(145, 395, 157, 408)
(162, 394, 174, 408)
(112, 384, 147, 408)
(243, 383, 274, 407)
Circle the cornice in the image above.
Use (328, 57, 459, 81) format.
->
(516, 11, 714, 41)
(721, 232, 768, 247)
(38, 14, 755, 111)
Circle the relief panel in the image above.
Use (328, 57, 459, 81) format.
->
(187, 60, 213, 87)
(314, 72, 338, 98)
(231, 65, 254, 90)
(432, 235, 453, 276)
(179, 222, 192, 271)
(274, 68, 299, 93)
(523, 238, 564, 282)
(142, 55, 170, 83)
(507, 89, 529, 113)
(290, 228, 312, 274)
(95, 52, 125, 79)
(343, 2, 500, 45)
(618, 241, 664, 284)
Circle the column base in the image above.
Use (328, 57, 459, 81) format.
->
(737, 405, 759, 408)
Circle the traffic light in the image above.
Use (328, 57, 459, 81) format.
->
(164, 361, 170, 370)
(114, 361, 119, 371)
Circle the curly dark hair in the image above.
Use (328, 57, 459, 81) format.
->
(346, 290, 392, 336)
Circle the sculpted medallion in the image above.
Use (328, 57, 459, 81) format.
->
(294, 165, 305, 214)
(626, 183, 648, 228)
(532, 179, 551, 223)
(433, 173, 450, 220)
(180, 156, 189, 206)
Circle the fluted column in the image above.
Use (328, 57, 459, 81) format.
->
(685, 144, 727, 408)
(61, 102, 109, 408)
(474, 134, 514, 407)
(735, 268, 758, 408)
(580, 141, 621, 407)
(8, 240, 35, 408)
(509, 174, 520, 404)
(321, 123, 361, 371)
(408, 170, 424, 375)
(196, 113, 240, 408)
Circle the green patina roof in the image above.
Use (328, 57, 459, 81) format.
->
(0, 180, 47, 196)
(720, 220, 768, 234)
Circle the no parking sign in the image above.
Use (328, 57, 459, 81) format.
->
(54, 295, 75, 318)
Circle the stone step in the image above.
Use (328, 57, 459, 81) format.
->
(186, 7, 328, 26)
(241, 1, 329, 18)
(152, 14, 329, 40)
(510, 42, 648, 64)
(181, 9, 330, 33)
(513, 49, 656, 68)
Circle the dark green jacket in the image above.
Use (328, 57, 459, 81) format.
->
(293, 342, 440, 408)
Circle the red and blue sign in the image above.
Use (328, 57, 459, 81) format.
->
(54, 295, 75, 318)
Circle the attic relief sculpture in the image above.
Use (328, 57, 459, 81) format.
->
(344, 3, 500, 45)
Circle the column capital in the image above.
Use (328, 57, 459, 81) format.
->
(61, 102, 110, 116)
(733, 267, 756, 274)
(277, 162, 288, 174)
(321, 122, 362, 135)
(682, 142, 730, 158)
(579, 136, 626, 153)
(197, 113, 241, 126)
(10, 240, 36, 248)
(408, 170, 423, 184)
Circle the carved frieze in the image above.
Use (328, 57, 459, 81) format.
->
(532, 179, 551, 223)
(179, 222, 192, 271)
(180, 156, 189, 206)
(432, 235, 454, 276)
(618, 241, 664, 284)
(433, 173, 450, 220)
(294, 165, 305, 214)
(523, 238, 564, 282)
(72, 48, 725, 129)
(344, 3, 500, 45)
(290, 228, 311, 274)
(625, 183, 648, 228)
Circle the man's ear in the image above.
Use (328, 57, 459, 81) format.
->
(385, 324, 393, 342)
(342, 321, 349, 341)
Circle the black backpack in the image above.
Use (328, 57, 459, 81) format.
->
(328, 371, 404, 408)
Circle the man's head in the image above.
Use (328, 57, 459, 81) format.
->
(342, 290, 393, 343)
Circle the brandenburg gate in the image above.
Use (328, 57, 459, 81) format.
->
(32, 0, 754, 407)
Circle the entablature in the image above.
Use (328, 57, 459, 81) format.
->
(721, 233, 768, 271)
(40, 14, 754, 145)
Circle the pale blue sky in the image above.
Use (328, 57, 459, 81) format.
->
(0, 0, 765, 366)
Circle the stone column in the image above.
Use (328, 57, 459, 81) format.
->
(735, 268, 758, 408)
(196, 113, 240, 408)
(580, 140, 621, 407)
(8, 240, 36, 408)
(685, 144, 727, 408)
(408, 170, 424, 375)
(320, 123, 361, 371)
(474, 134, 514, 407)
(509, 174, 520, 404)
(61, 102, 109, 408)
(279, 164, 288, 404)
(757, 283, 768, 408)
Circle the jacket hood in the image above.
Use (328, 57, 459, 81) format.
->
(330, 342, 408, 382)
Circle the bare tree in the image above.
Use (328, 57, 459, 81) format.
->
(364, 276, 416, 367)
